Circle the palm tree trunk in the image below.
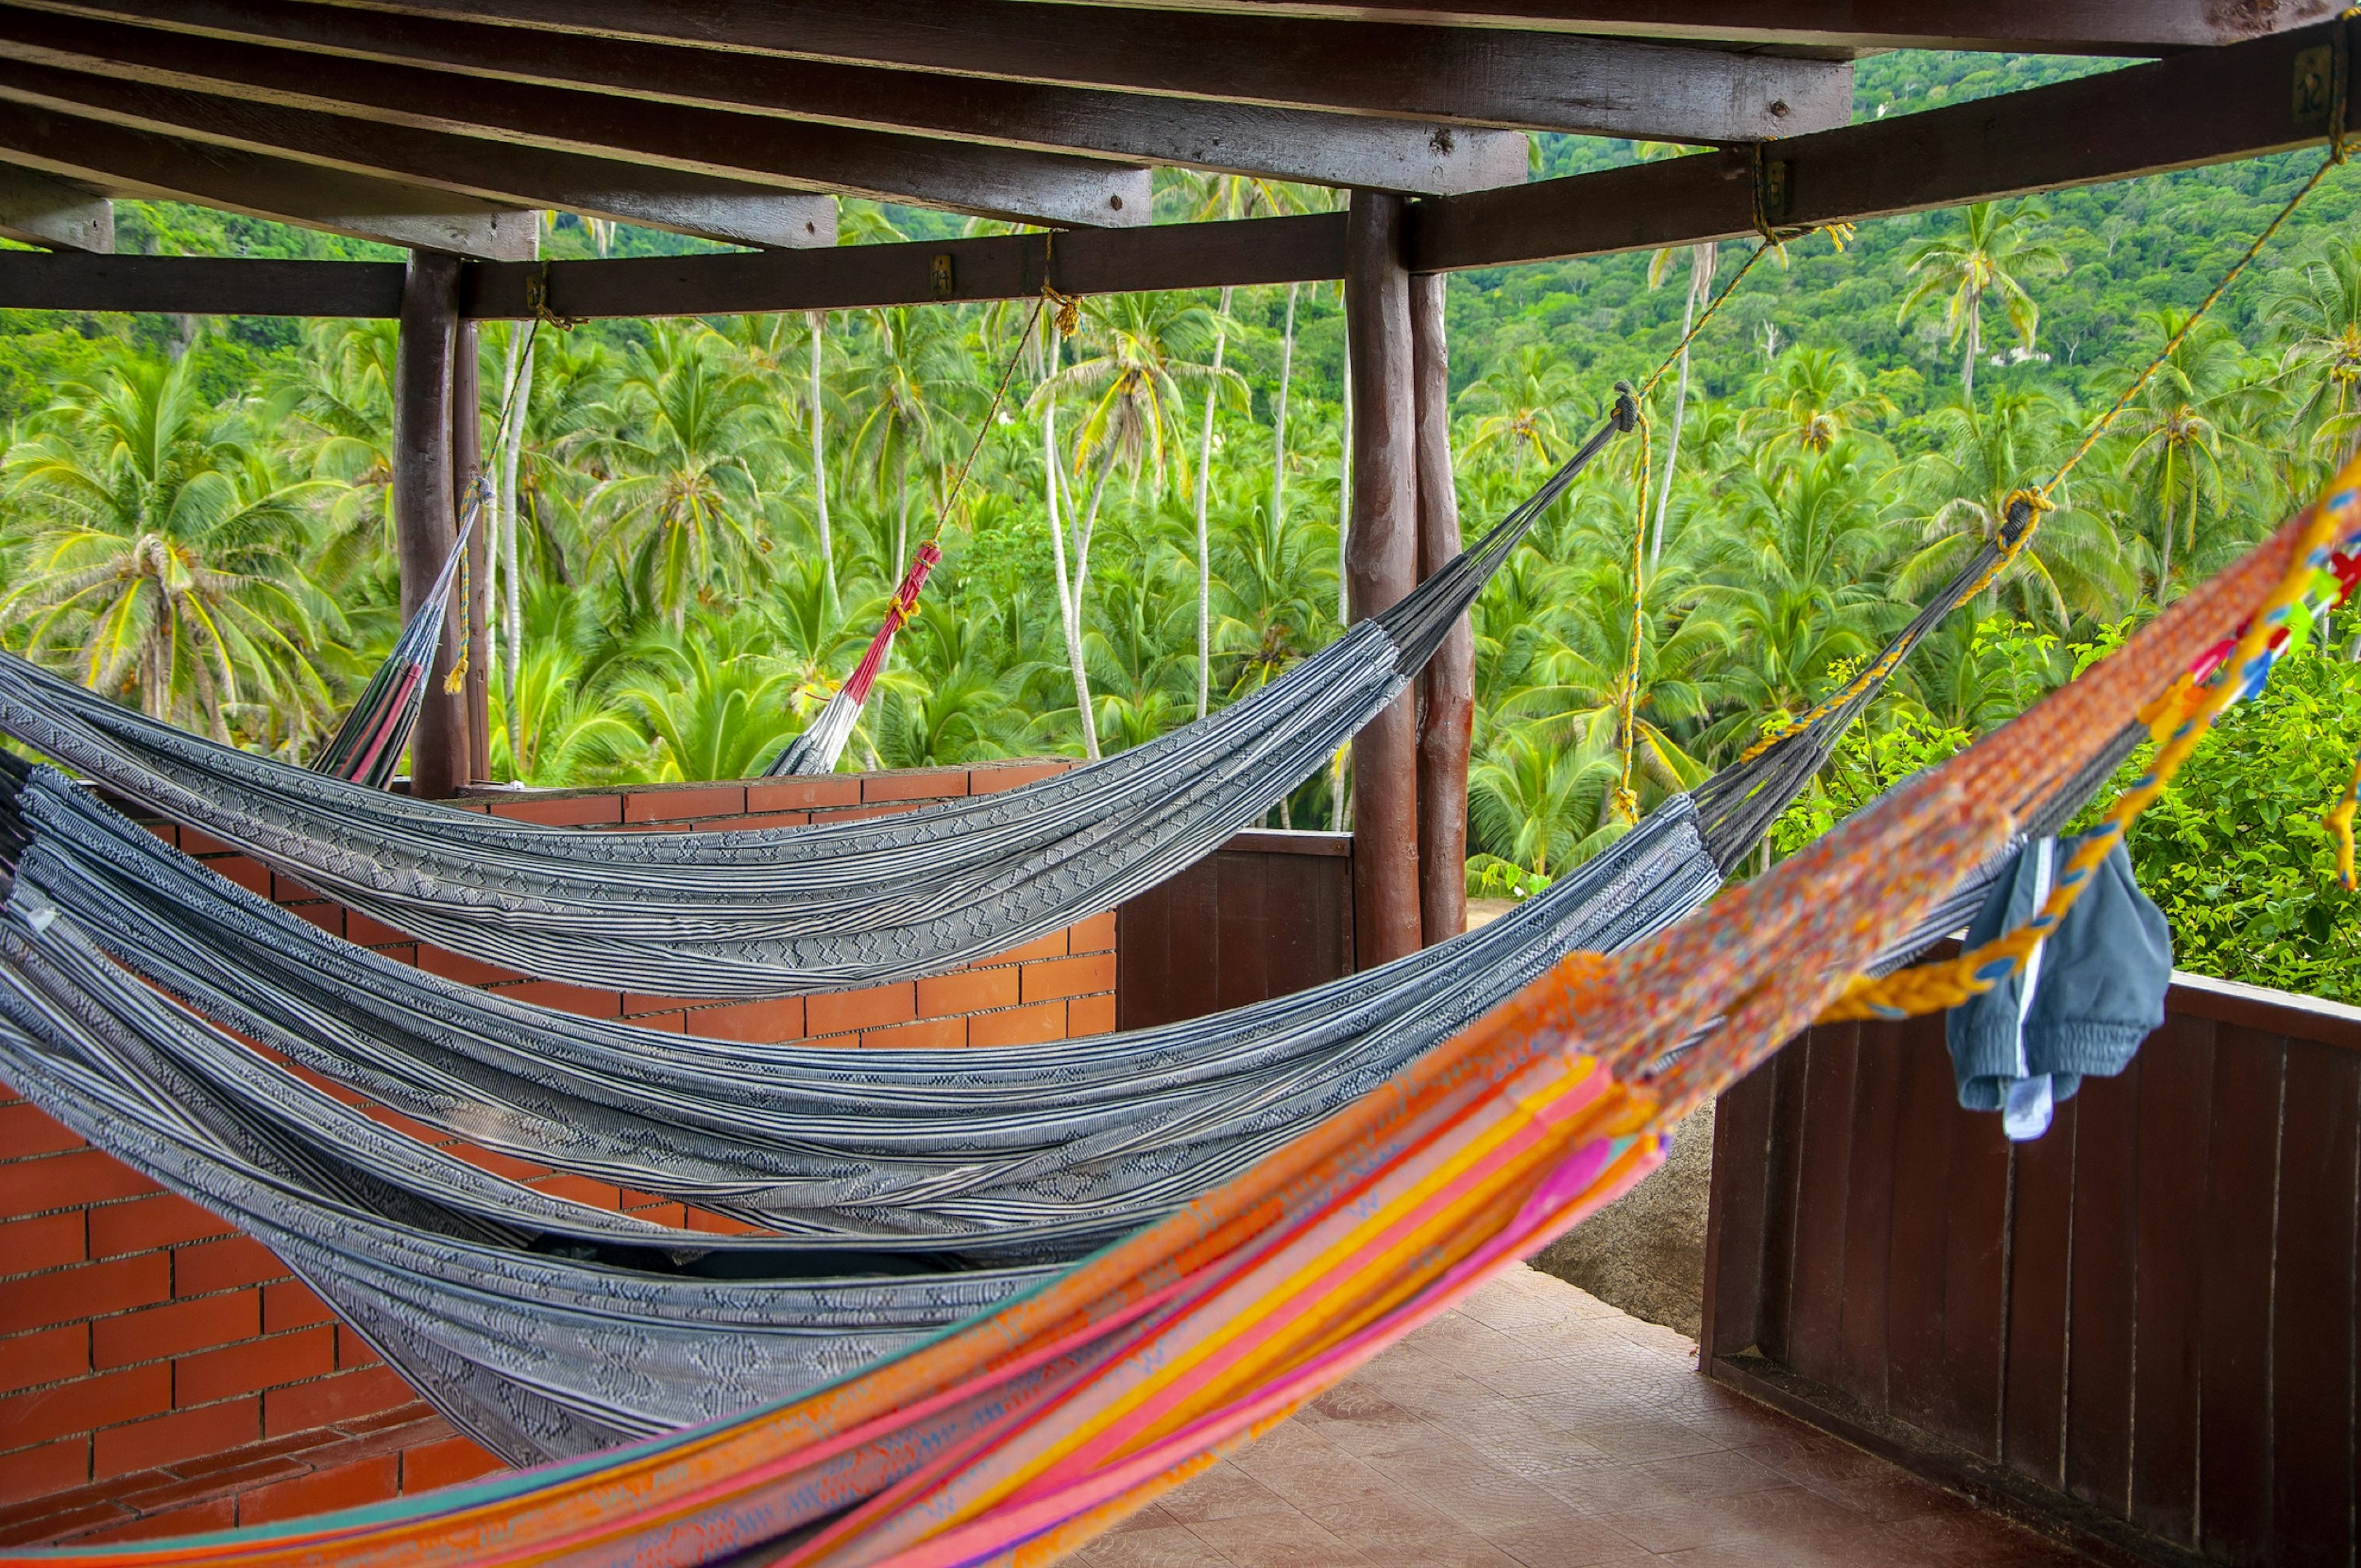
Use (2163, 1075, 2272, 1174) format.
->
(1192, 286, 1232, 719)
(809, 310, 835, 606)
(1331, 332, 1351, 833)
(1963, 296, 1980, 401)
(1076, 446, 1118, 610)
(894, 452, 909, 575)
(1271, 282, 1298, 537)
(1041, 327, 1101, 761)
(498, 330, 533, 770)
(1651, 244, 1714, 568)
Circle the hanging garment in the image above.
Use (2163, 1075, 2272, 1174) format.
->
(6, 462, 2330, 1568)
(1945, 830, 2172, 1138)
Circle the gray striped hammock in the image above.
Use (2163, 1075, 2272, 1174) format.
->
(0, 418, 1627, 997)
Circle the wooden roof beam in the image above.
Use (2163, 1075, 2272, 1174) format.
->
(0, 16, 2345, 317)
(0, 95, 536, 257)
(0, 8, 1152, 228)
(0, 49, 834, 250)
(1114, 1, 2338, 54)
(176, 0, 1854, 141)
(18, 0, 1529, 195)
(1409, 16, 2355, 269)
(0, 159, 108, 248)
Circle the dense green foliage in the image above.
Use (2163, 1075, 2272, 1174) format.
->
(5, 50, 2361, 994)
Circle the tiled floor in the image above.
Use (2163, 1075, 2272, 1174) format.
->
(1081, 1265, 2079, 1567)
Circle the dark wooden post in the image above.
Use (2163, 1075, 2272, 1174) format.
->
(1410, 272, 1471, 946)
(451, 319, 489, 780)
(1345, 189, 1420, 968)
(392, 248, 464, 799)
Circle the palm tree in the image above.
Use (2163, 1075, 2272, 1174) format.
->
(268, 319, 399, 586)
(1635, 141, 1718, 568)
(1743, 347, 1894, 458)
(1458, 346, 1581, 472)
(1898, 200, 2066, 400)
(1693, 442, 1901, 751)
(1468, 721, 1624, 878)
(1032, 291, 1228, 755)
(4, 355, 333, 740)
(583, 323, 775, 629)
(1892, 389, 2132, 630)
(2118, 310, 2245, 601)
(847, 304, 970, 576)
(616, 614, 802, 782)
(2268, 239, 2361, 475)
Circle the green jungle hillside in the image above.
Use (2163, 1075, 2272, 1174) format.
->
(4, 50, 2360, 997)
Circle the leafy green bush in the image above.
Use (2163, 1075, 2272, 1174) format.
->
(2116, 652, 2361, 1002)
(1466, 852, 1553, 901)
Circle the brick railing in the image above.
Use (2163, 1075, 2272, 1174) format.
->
(0, 762, 1115, 1532)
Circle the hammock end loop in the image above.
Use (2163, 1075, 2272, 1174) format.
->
(1610, 382, 1639, 434)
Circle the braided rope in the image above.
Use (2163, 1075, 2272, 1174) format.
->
(1824, 449, 2361, 1021)
(1613, 389, 1650, 823)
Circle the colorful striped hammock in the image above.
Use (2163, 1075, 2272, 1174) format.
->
(308, 514, 475, 790)
(17, 458, 2349, 1568)
(769, 543, 942, 778)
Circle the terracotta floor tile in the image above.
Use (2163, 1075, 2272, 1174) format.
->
(1628, 1446, 1792, 1498)
(1153, 1460, 1294, 1524)
(1477, 1515, 1658, 1568)
(1184, 1509, 1369, 1567)
(1077, 1521, 1241, 1568)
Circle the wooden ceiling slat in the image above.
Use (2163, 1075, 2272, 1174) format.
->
(0, 94, 537, 257)
(0, 159, 108, 248)
(18, 0, 1530, 195)
(124, 0, 1856, 141)
(1079, 1, 2337, 53)
(0, 8, 1150, 230)
(0, 17, 2342, 316)
(0, 50, 834, 250)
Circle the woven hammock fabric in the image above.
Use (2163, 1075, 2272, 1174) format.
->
(0, 493, 2109, 1471)
(10, 465, 2320, 1568)
(310, 515, 475, 789)
(0, 419, 1624, 997)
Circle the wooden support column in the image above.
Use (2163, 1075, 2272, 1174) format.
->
(392, 247, 464, 799)
(1411, 272, 1470, 946)
(1345, 189, 1421, 968)
(451, 319, 489, 780)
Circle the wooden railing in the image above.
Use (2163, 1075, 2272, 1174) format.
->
(1702, 971, 2361, 1568)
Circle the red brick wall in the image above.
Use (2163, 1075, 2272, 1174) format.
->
(0, 762, 1113, 1511)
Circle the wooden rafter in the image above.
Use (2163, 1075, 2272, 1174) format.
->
(0, 47, 834, 250)
(0, 18, 2344, 316)
(45, 0, 1856, 141)
(15, 0, 1530, 195)
(0, 12, 1149, 231)
(1109, 0, 2339, 53)
(0, 93, 536, 258)
(0, 158, 107, 248)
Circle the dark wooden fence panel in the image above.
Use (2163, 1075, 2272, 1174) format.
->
(1115, 830, 1353, 1031)
(1705, 972, 2361, 1568)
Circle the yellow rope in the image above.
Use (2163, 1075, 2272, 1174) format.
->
(1613, 387, 1650, 824)
(524, 264, 580, 331)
